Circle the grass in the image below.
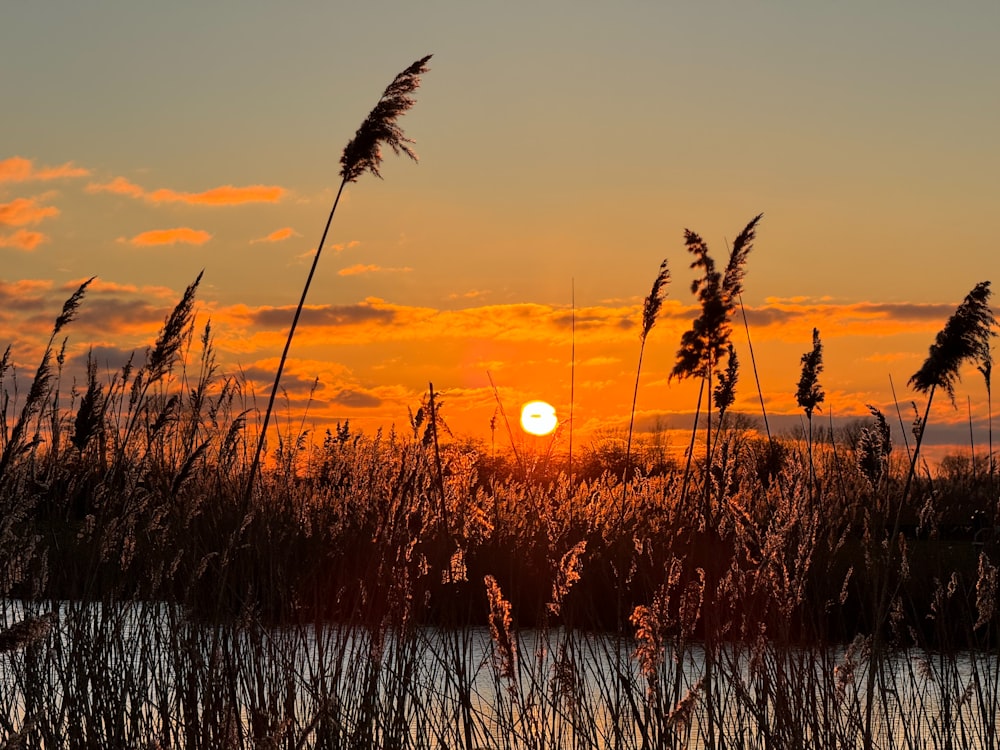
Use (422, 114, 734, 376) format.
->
(0, 267, 996, 749)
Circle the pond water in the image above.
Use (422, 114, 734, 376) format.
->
(2, 600, 998, 749)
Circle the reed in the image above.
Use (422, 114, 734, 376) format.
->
(246, 55, 432, 502)
(796, 327, 825, 502)
(621, 259, 670, 517)
(1, 232, 997, 748)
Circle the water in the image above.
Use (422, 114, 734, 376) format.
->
(2, 600, 998, 749)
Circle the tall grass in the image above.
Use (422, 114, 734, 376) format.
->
(247, 55, 432, 502)
(0, 254, 997, 747)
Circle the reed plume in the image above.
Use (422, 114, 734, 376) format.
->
(904, 281, 995, 503)
(671, 214, 761, 383)
(856, 405, 891, 490)
(0, 612, 56, 653)
(0, 277, 93, 483)
(796, 327, 824, 499)
(247, 55, 432, 500)
(909, 281, 995, 405)
(672, 215, 761, 515)
(340, 55, 431, 182)
(796, 328, 824, 420)
(977, 341, 994, 486)
(713, 343, 739, 418)
(622, 259, 670, 511)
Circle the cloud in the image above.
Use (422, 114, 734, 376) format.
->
(864, 351, 915, 364)
(70, 344, 140, 373)
(0, 156, 89, 183)
(0, 229, 47, 251)
(126, 227, 212, 247)
(148, 184, 285, 206)
(251, 227, 300, 244)
(331, 241, 361, 253)
(581, 356, 621, 367)
(448, 289, 491, 300)
(86, 176, 144, 198)
(240, 365, 321, 394)
(0, 279, 52, 297)
(0, 279, 52, 317)
(337, 264, 413, 277)
(88, 177, 285, 206)
(248, 302, 397, 329)
(331, 389, 382, 408)
(0, 197, 60, 227)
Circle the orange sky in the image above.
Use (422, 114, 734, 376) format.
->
(2, 3, 997, 456)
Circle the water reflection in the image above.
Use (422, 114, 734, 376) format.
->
(1, 600, 998, 749)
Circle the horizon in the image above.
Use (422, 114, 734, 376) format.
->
(2, 2, 997, 456)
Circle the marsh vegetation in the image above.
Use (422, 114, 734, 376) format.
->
(2, 56, 998, 750)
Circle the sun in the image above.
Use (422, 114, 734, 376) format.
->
(520, 401, 558, 436)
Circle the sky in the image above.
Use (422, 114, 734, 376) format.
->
(2, 1, 998, 458)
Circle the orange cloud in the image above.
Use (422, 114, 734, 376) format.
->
(0, 197, 60, 227)
(0, 156, 90, 183)
(127, 227, 212, 247)
(147, 184, 285, 205)
(448, 289, 491, 300)
(338, 264, 413, 277)
(251, 227, 300, 243)
(88, 177, 285, 206)
(0, 279, 52, 296)
(331, 240, 361, 253)
(86, 176, 144, 198)
(0, 229, 47, 251)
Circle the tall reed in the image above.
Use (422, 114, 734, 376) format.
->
(796, 327, 824, 502)
(246, 55, 432, 501)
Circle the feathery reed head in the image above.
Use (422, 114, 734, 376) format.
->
(340, 55, 432, 183)
(713, 343, 739, 415)
(857, 405, 891, 488)
(54, 276, 95, 337)
(484, 574, 516, 681)
(977, 340, 993, 397)
(0, 612, 57, 653)
(671, 215, 761, 381)
(722, 213, 762, 302)
(908, 281, 995, 404)
(641, 259, 670, 341)
(796, 327, 825, 418)
(148, 271, 203, 382)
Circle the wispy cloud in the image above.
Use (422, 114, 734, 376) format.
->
(338, 264, 413, 277)
(0, 156, 89, 183)
(0, 229, 47, 251)
(331, 388, 382, 408)
(0, 197, 60, 227)
(88, 177, 285, 206)
(125, 227, 212, 247)
(147, 184, 285, 206)
(61, 277, 178, 300)
(86, 176, 144, 198)
(250, 227, 300, 244)
(448, 289, 491, 300)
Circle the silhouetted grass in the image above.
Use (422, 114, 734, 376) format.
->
(0, 262, 996, 748)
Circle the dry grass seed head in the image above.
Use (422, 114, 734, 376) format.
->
(974, 552, 997, 631)
(909, 280, 995, 404)
(641, 259, 671, 341)
(713, 343, 739, 415)
(795, 327, 825, 418)
(340, 55, 432, 183)
(148, 271, 203, 383)
(0, 612, 57, 653)
(671, 214, 761, 382)
(484, 574, 516, 681)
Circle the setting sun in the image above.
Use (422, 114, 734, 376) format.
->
(519, 400, 557, 436)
